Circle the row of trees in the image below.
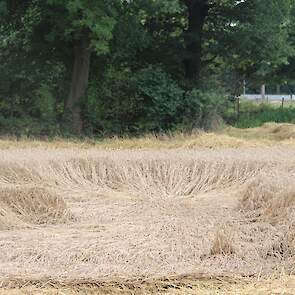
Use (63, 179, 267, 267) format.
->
(0, 0, 294, 136)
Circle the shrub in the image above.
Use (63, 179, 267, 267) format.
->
(82, 67, 139, 135)
(0, 84, 60, 137)
(83, 66, 185, 135)
(83, 66, 229, 135)
(133, 66, 184, 131)
(180, 89, 227, 131)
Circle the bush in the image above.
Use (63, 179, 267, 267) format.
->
(133, 66, 184, 131)
(82, 67, 139, 135)
(82, 66, 229, 135)
(83, 66, 185, 135)
(180, 89, 227, 131)
(0, 116, 35, 137)
(0, 83, 60, 137)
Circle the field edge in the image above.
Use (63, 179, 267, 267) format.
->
(0, 274, 294, 295)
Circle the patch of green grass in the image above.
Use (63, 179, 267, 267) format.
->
(226, 100, 295, 129)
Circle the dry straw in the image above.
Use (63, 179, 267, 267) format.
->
(0, 186, 73, 226)
(0, 146, 294, 287)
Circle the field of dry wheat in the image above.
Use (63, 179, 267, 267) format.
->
(1, 124, 295, 294)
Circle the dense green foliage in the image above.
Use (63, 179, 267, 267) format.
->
(0, 0, 295, 137)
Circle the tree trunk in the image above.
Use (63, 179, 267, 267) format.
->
(183, 0, 209, 85)
(64, 35, 91, 134)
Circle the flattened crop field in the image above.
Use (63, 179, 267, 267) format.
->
(0, 139, 295, 293)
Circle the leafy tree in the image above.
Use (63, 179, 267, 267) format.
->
(46, 0, 117, 133)
(181, 0, 292, 87)
(0, 0, 294, 136)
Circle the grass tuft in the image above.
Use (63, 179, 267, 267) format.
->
(0, 186, 73, 226)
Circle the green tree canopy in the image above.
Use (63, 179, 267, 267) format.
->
(0, 0, 294, 136)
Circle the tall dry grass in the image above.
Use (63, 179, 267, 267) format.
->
(0, 186, 73, 226)
(239, 175, 295, 224)
(1, 122, 295, 150)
